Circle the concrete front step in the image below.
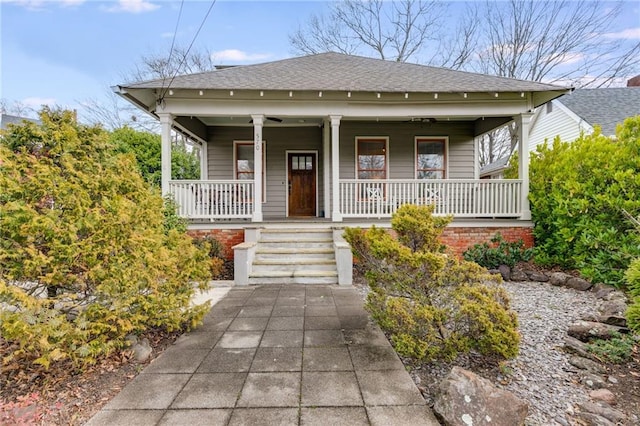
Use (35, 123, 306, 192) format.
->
(252, 263, 338, 273)
(248, 275, 338, 285)
(257, 240, 333, 249)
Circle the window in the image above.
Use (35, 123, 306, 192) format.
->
(356, 137, 387, 179)
(234, 141, 266, 200)
(416, 138, 446, 179)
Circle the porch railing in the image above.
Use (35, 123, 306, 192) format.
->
(169, 180, 254, 219)
(339, 179, 522, 218)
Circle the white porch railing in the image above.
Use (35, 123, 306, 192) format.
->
(339, 179, 522, 218)
(169, 180, 254, 219)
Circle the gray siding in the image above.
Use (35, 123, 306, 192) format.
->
(338, 121, 475, 179)
(207, 126, 323, 217)
(207, 121, 475, 217)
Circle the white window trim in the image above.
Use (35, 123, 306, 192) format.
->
(355, 136, 389, 179)
(233, 140, 267, 202)
(284, 150, 319, 218)
(414, 136, 449, 179)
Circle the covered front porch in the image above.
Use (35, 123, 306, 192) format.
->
(162, 113, 532, 223)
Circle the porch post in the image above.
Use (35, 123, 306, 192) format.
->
(159, 113, 172, 196)
(200, 140, 208, 180)
(330, 115, 342, 222)
(323, 119, 331, 218)
(517, 113, 533, 220)
(251, 114, 264, 222)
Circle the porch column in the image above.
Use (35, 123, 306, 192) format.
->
(200, 140, 208, 180)
(251, 114, 264, 222)
(330, 115, 342, 222)
(323, 119, 331, 218)
(159, 113, 172, 196)
(517, 113, 534, 220)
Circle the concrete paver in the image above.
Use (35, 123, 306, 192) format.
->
(87, 285, 440, 426)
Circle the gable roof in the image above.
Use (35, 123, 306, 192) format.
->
(558, 88, 640, 135)
(124, 52, 565, 96)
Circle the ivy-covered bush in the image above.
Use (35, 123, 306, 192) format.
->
(463, 233, 533, 269)
(345, 204, 520, 362)
(0, 109, 211, 369)
(529, 116, 640, 287)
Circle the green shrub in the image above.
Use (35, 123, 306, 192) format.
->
(625, 258, 640, 332)
(586, 333, 636, 364)
(193, 234, 226, 276)
(344, 204, 520, 363)
(463, 233, 533, 269)
(0, 108, 211, 369)
(529, 116, 640, 287)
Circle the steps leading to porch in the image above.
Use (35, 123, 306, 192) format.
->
(249, 228, 338, 285)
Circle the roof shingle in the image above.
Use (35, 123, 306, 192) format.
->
(124, 52, 566, 94)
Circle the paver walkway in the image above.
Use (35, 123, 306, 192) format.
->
(87, 285, 439, 426)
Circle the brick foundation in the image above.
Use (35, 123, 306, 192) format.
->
(440, 226, 534, 256)
(188, 225, 533, 261)
(188, 229, 245, 260)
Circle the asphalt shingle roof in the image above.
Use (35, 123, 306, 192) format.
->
(559, 88, 640, 135)
(125, 52, 566, 94)
(0, 114, 40, 130)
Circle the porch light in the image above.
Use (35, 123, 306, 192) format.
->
(347, 91, 351, 98)
(520, 92, 525, 97)
(494, 93, 499, 97)
(463, 92, 468, 98)
(260, 91, 264, 97)
(377, 93, 381, 98)
(434, 93, 438, 99)
(169, 90, 174, 96)
(289, 91, 293, 97)
(319, 91, 323, 97)
(199, 90, 203, 96)
(230, 90, 234, 96)
(404, 92, 409, 99)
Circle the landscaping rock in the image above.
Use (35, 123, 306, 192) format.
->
(549, 272, 571, 286)
(565, 277, 592, 291)
(525, 270, 549, 282)
(577, 401, 627, 423)
(572, 411, 615, 426)
(132, 338, 152, 363)
(580, 373, 606, 389)
(567, 320, 625, 341)
(589, 388, 616, 406)
(498, 264, 511, 281)
(592, 284, 617, 300)
(510, 270, 528, 281)
(568, 356, 606, 374)
(433, 366, 528, 426)
(598, 300, 628, 327)
(563, 336, 599, 361)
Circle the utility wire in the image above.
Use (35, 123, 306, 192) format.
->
(160, 0, 217, 101)
(160, 0, 185, 94)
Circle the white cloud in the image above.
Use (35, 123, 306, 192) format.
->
(160, 31, 175, 39)
(554, 52, 586, 66)
(211, 49, 272, 63)
(21, 97, 58, 108)
(105, 0, 159, 14)
(60, 0, 84, 7)
(603, 27, 640, 40)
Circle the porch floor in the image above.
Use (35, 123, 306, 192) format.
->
(86, 285, 439, 426)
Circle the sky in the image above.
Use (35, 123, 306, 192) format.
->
(1, 0, 639, 122)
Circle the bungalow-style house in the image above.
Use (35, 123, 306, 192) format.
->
(114, 52, 569, 285)
(481, 86, 640, 179)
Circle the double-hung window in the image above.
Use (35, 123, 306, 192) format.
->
(416, 137, 447, 179)
(356, 137, 388, 179)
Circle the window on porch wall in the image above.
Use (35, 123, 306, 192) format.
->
(356, 137, 388, 200)
(234, 141, 266, 202)
(415, 137, 447, 207)
(416, 138, 446, 179)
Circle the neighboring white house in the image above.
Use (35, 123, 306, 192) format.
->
(481, 87, 640, 178)
(0, 113, 40, 130)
